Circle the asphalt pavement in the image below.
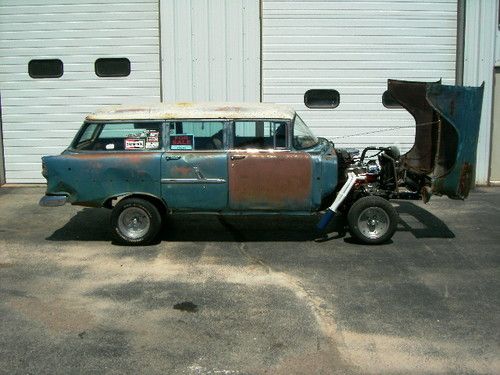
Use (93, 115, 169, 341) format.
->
(0, 186, 499, 374)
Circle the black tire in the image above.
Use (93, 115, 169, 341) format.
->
(111, 198, 162, 245)
(347, 196, 398, 245)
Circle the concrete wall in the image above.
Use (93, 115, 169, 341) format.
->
(463, 0, 497, 184)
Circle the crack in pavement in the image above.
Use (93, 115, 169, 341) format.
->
(218, 216, 354, 372)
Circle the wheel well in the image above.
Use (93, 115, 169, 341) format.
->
(104, 194, 167, 216)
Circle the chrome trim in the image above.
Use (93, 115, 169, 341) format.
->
(39, 195, 67, 207)
(161, 178, 226, 184)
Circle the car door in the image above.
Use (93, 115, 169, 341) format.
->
(160, 120, 229, 211)
(228, 120, 313, 211)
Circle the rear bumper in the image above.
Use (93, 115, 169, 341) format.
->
(39, 195, 67, 207)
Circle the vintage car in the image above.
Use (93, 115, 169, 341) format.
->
(40, 80, 484, 245)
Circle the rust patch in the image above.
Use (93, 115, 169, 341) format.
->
(388, 80, 439, 174)
(459, 162, 473, 199)
(229, 152, 312, 210)
(114, 107, 145, 113)
(170, 166, 194, 178)
(216, 106, 243, 113)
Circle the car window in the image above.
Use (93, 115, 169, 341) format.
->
(77, 123, 98, 145)
(168, 121, 225, 150)
(293, 115, 318, 150)
(233, 121, 287, 149)
(72, 122, 162, 151)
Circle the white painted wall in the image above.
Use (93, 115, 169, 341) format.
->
(160, 0, 260, 102)
(0, 0, 161, 183)
(463, 0, 497, 184)
(262, 0, 458, 152)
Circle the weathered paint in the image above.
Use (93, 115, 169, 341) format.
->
(86, 102, 296, 122)
(43, 151, 162, 207)
(161, 152, 228, 211)
(42, 116, 339, 213)
(388, 79, 484, 199)
(387, 80, 439, 174)
(426, 82, 484, 198)
(228, 151, 313, 211)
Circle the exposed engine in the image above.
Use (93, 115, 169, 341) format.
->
(338, 146, 432, 202)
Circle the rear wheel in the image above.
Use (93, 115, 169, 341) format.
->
(347, 196, 398, 244)
(111, 198, 162, 245)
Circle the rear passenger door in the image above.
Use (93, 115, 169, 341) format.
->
(160, 121, 229, 211)
(228, 120, 313, 211)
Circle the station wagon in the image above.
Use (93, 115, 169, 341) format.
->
(40, 80, 484, 245)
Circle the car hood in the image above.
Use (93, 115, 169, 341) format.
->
(387, 79, 484, 199)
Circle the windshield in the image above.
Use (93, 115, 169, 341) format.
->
(293, 115, 319, 149)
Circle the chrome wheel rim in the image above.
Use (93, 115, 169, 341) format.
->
(357, 207, 389, 240)
(118, 207, 150, 240)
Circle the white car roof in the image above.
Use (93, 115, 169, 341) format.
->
(86, 102, 296, 121)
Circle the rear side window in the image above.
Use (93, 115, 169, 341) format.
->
(233, 121, 287, 149)
(168, 121, 225, 150)
(73, 122, 162, 151)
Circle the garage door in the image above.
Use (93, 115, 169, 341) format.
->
(0, 0, 161, 183)
(262, 0, 458, 153)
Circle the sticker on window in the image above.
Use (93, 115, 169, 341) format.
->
(170, 134, 194, 150)
(145, 140, 159, 149)
(125, 138, 145, 150)
(148, 130, 159, 138)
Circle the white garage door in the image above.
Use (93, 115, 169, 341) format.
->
(262, 0, 458, 152)
(0, 0, 161, 183)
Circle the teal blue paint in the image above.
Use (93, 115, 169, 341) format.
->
(427, 83, 484, 199)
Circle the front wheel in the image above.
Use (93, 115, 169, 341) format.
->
(347, 196, 398, 245)
(111, 198, 162, 245)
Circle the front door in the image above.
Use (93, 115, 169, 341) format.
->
(161, 121, 228, 211)
(228, 120, 313, 211)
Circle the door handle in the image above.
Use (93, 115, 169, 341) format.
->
(165, 155, 182, 160)
(231, 155, 246, 161)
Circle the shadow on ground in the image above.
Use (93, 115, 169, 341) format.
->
(45, 201, 454, 243)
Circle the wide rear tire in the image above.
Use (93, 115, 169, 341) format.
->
(111, 198, 162, 245)
(347, 196, 398, 245)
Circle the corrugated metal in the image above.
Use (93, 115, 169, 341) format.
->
(262, 0, 458, 152)
(0, 0, 160, 183)
(463, 0, 497, 184)
(160, 0, 260, 102)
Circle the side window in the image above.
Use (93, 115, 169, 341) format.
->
(78, 123, 98, 144)
(73, 122, 162, 151)
(168, 121, 225, 151)
(233, 121, 287, 149)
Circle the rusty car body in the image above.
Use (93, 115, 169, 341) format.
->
(40, 80, 484, 245)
